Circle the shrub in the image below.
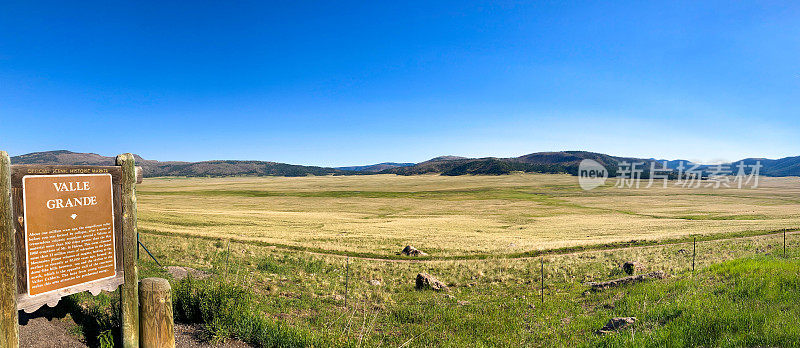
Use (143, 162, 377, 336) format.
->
(98, 330, 114, 348)
(172, 277, 319, 347)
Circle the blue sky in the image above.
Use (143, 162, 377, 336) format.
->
(1, 1, 798, 166)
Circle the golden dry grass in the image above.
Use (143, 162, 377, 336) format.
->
(136, 174, 800, 257)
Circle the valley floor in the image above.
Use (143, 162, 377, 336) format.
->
(34, 174, 800, 347)
(136, 174, 800, 258)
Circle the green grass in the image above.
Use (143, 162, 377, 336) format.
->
(153, 253, 800, 347)
(677, 214, 771, 221)
(51, 291, 123, 348)
(172, 277, 321, 347)
(126, 228, 800, 347)
(257, 254, 329, 275)
(586, 256, 800, 347)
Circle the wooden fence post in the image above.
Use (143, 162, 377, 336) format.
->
(692, 237, 696, 275)
(0, 151, 19, 348)
(540, 258, 544, 304)
(139, 278, 174, 348)
(117, 154, 139, 348)
(344, 257, 349, 308)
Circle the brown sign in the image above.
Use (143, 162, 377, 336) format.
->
(22, 174, 116, 296)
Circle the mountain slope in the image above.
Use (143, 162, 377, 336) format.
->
(738, 156, 800, 177)
(383, 151, 625, 176)
(337, 162, 415, 172)
(10, 151, 353, 177)
(10, 150, 147, 166)
(381, 151, 800, 177)
(9, 150, 800, 178)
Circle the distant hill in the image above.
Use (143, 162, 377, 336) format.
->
(146, 160, 352, 177)
(380, 151, 800, 177)
(10, 150, 354, 177)
(383, 156, 478, 175)
(737, 156, 800, 177)
(427, 156, 468, 162)
(9, 150, 800, 178)
(337, 162, 415, 172)
(10, 150, 148, 166)
(512, 151, 620, 167)
(383, 151, 633, 176)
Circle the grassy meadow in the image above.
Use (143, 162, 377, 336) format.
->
(137, 174, 800, 257)
(133, 228, 799, 347)
(78, 174, 800, 347)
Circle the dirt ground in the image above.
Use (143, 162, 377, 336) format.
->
(19, 316, 85, 348)
(19, 314, 251, 348)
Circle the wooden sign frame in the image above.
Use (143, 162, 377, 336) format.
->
(0, 152, 143, 348)
(11, 166, 126, 312)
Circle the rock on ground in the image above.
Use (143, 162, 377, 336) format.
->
(595, 317, 636, 335)
(416, 273, 448, 292)
(167, 266, 212, 280)
(621, 261, 642, 275)
(399, 246, 428, 257)
(588, 271, 666, 291)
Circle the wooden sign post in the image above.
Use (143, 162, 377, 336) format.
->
(0, 151, 142, 348)
(1, 151, 18, 348)
(117, 153, 140, 348)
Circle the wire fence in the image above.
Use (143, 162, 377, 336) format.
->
(139, 227, 798, 346)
